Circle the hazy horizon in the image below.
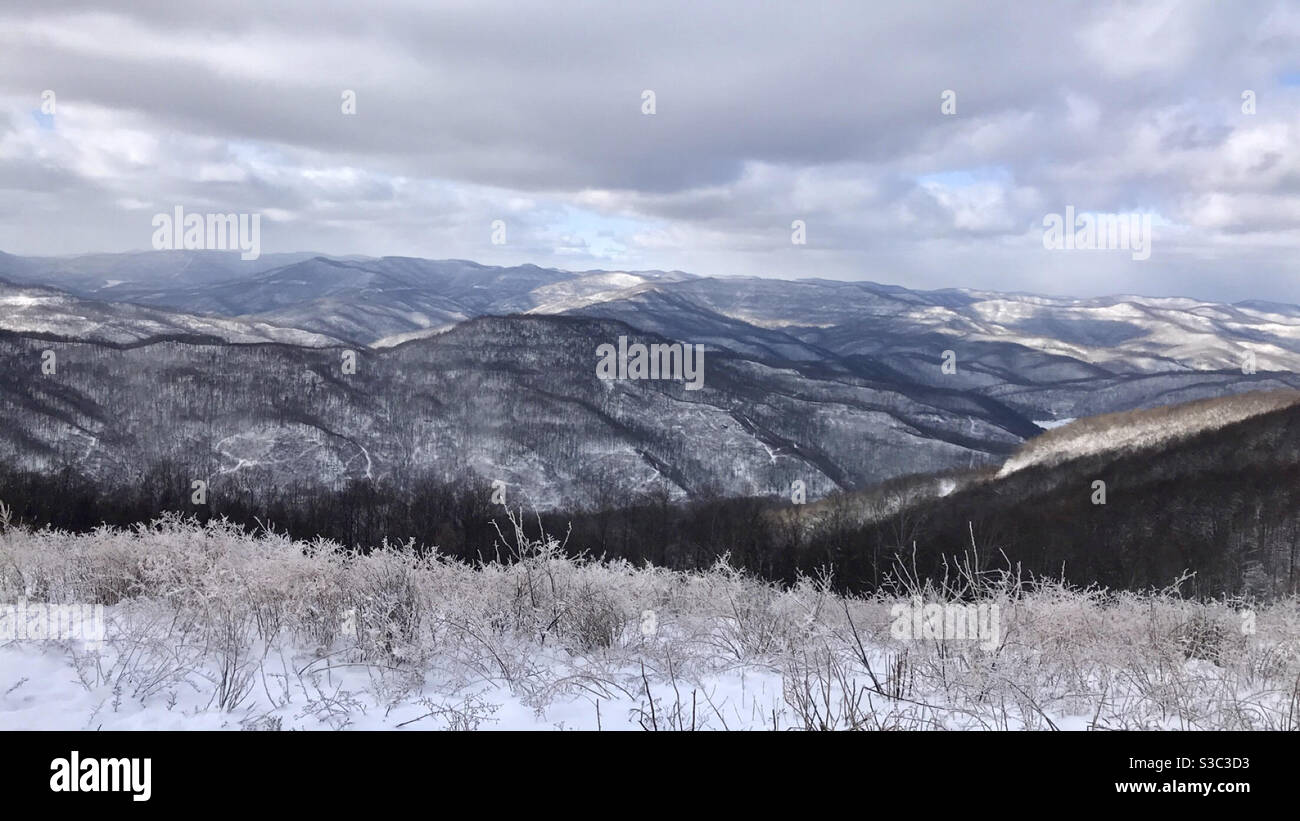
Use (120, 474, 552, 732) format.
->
(7, 246, 1300, 308)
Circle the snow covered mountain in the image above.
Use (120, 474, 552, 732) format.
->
(0, 278, 342, 346)
(0, 253, 694, 347)
(4, 250, 1300, 506)
(549, 276, 1300, 382)
(7, 250, 1300, 388)
(0, 315, 1037, 508)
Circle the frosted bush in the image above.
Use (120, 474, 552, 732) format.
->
(1, 510, 1298, 730)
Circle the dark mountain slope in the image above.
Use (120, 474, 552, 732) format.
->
(795, 392, 1300, 597)
(0, 314, 1035, 509)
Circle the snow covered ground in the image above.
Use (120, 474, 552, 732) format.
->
(0, 639, 792, 731)
(2, 514, 1298, 731)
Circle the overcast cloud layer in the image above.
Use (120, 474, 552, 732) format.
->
(3, 1, 1300, 302)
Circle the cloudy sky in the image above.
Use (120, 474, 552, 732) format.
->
(3, 0, 1300, 302)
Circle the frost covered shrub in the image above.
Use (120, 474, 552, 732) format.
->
(692, 558, 825, 660)
(347, 547, 428, 662)
(561, 580, 626, 651)
(2, 508, 1300, 730)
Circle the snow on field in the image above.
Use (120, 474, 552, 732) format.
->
(0, 639, 790, 731)
(2, 515, 1298, 731)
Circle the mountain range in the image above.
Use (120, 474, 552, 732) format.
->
(2, 250, 1298, 507)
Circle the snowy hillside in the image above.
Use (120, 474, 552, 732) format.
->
(620, 278, 1300, 375)
(998, 390, 1300, 477)
(0, 314, 1036, 507)
(11, 251, 1300, 381)
(0, 281, 342, 346)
